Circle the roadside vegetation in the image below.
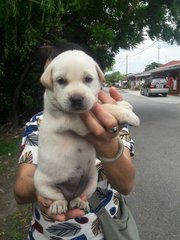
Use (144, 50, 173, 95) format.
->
(0, 129, 31, 240)
(0, 1, 179, 131)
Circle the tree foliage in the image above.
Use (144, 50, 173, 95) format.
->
(0, 0, 179, 129)
(105, 72, 126, 84)
(144, 62, 162, 71)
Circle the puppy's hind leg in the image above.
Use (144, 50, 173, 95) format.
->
(38, 185, 68, 214)
(49, 199, 68, 215)
(69, 166, 98, 212)
(39, 185, 68, 215)
(34, 171, 68, 214)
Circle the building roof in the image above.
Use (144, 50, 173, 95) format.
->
(128, 60, 180, 79)
(161, 60, 180, 68)
(151, 60, 180, 73)
(135, 71, 151, 77)
(128, 71, 151, 78)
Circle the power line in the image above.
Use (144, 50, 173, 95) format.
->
(113, 41, 158, 73)
(128, 41, 157, 58)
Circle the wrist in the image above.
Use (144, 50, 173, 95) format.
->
(96, 137, 124, 163)
(96, 137, 118, 157)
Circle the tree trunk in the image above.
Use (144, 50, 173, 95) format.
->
(11, 58, 35, 128)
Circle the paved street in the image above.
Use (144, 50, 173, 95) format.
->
(124, 89, 180, 105)
(116, 89, 180, 240)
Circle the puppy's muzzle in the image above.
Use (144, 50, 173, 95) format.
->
(69, 95, 85, 110)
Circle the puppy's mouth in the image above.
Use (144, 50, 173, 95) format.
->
(68, 95, 89, 113)
(60, 105, 88, 114)
(69, 105, 89, 113)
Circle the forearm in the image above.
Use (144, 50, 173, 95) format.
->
(103, 147, 135, 195)
(14, 164, 37, 204)
(14, 176, 36, 204)
(95, 138, 135, 195)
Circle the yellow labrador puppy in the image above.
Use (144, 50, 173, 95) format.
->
(34, 50, 140, 214)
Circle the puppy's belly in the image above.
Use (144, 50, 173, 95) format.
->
(37, 131, 96, 198)
(56, 172, 91, 201)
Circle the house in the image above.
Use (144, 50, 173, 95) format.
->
(127, 71, 151, 89)
(128, 60, 180, 95)
(150, 61, 180, 95)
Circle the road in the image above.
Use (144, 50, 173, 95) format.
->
(118, 90, 180, 240)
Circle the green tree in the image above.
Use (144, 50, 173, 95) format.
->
(145, 62, 162, 71)
(0, 0, 179, 129)
(105, 72, 126, 85)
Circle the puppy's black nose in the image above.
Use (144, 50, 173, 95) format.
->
(69, 95, 84, 109)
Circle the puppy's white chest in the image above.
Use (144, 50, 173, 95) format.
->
(43, 111, 90, 136)
(38, 130, 95, 178)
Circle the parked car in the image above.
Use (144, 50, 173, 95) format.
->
(140, 77, 169, 97)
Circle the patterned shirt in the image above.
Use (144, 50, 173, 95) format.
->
(19, 111, 135, 240)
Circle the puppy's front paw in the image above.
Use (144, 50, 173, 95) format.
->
(49, 199, 68, 214)
(124, 110, 140, 127)
(69, 197, 90, 212)
(117, 100, 133, 110)
(102, 102, 140, 127)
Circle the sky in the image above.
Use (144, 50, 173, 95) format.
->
(112, 39, 180, 74)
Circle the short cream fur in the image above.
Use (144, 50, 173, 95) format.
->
(34, 50, 140, 214)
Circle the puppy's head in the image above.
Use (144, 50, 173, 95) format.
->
(40, 50, 106, 113)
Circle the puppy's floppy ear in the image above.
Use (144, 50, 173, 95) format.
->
(95, 64, 106, 83)
(40, 65, 53, 90)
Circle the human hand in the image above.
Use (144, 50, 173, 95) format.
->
(99, 86, 123, 103)
(81, 87, 124, 157)
(37, 194, 87, 221)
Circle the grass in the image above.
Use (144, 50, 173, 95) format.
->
(0, 136, 21, 174)
(0, 129, 32, 240)
(0, 206, 32, 240)
(0, 137, 20, 155)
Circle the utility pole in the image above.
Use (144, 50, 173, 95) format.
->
(126, 55, 128, 79)
(158, 41, 160, 63)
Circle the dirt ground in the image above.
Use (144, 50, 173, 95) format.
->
(0, 130, 31, 240)
(0, 155, 19, 219)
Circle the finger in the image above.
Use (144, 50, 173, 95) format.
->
(98, 90, 116, 104)
(50, 213, 66, 222)
(80, 195, 88, 201)
(42, 207, 85, 222)
(81, 111, 105, 136)
(65, 209, 85, 220)
(55, 209, 85, 221)
(52, 213, 66, 221)
(37, 195, 52, 207)
(40, 207, 67, 222)
(109, 87, 123, 101)
(45, 210, 67, 222)
(91, 103, 118, 130)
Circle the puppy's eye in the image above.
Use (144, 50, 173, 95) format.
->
(84, 76, 93, 83)
(57, 78, 68, 85)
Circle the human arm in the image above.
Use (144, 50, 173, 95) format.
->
(81, 87, 135, 195)
(14, 163, 37, 204)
